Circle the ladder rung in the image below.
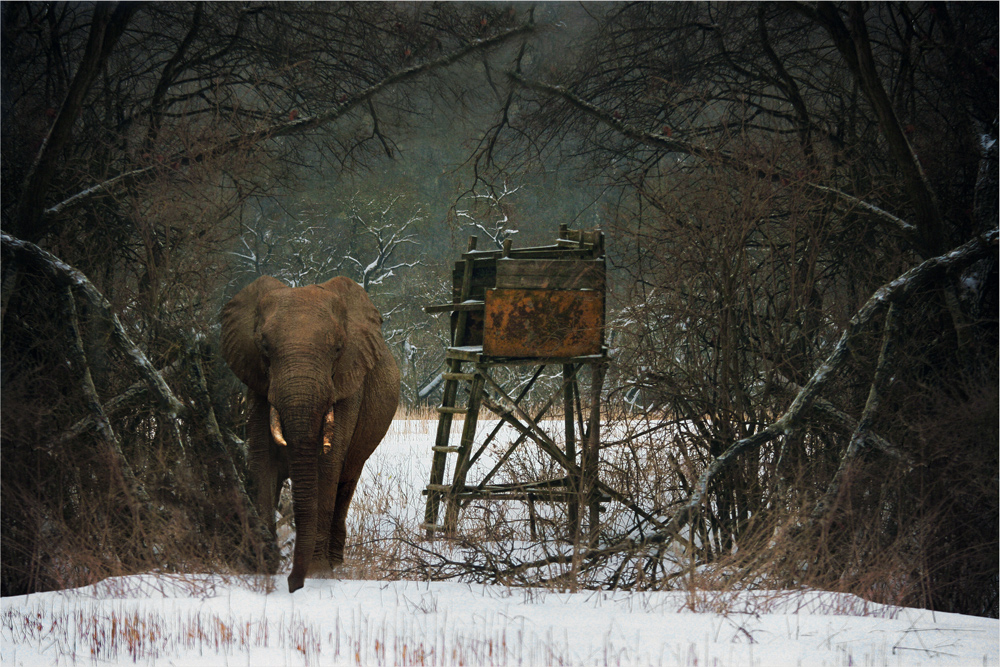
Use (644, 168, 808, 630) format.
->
(431, 446, 460, 453)
(419, 523, 449, 532)
(442, 372, 476, 382)
(425, 484, 455, 492)
(436, 406, 467, 415)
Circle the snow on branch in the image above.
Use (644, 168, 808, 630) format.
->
(2, 231, 187, 417)
(346, 204, 424, 291)
(455, 181, 522, 249)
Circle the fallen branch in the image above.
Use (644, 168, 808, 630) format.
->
(811, 303, 900, 524)
(60, 284, 153, 520)
(2, 231, 187, 417)
(49, 359, 185, 451)
(772, 372, 914, 467)
(185, 334, 277, 569)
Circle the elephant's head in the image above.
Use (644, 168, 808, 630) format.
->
(220, 275, 384, 591)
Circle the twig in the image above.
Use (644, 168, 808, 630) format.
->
(508, 73, 921, 246)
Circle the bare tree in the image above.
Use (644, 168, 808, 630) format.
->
(1, 1, 536, 594)
(466, 2, 997, 615)
(455, 181, 522, 249)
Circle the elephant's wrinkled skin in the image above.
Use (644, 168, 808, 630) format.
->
(221, 276, 399, 593)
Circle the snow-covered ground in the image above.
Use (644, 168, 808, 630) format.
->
(3, 575, 996, 666)
(2, 420, 997, 666)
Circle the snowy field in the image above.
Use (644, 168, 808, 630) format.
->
(2, 420, 997, 666)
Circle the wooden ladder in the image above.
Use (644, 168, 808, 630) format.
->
(422, 236, 484, 535)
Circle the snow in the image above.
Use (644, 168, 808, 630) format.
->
(2, 421, 997, 666)
(3, 576, 996, 666)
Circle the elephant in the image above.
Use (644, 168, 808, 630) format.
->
(221, 275, 400, 593)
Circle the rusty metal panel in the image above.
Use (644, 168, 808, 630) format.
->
(483, 288, 604, 358)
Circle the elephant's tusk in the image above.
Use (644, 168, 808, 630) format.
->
(321, 407, 335, 455)
(270, 406, 288, 447)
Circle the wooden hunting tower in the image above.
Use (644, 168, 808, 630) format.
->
(422, 225, 609, 542)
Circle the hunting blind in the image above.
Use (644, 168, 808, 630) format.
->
(422, 225, 610, 543)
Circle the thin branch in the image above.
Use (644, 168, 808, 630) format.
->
(2, 232, 187, 417)
(811, 303, 901, 524)
(801, 2, 945, 254)
(14, 3, 137, 242)
(60, 284, 153, 518)
(40, 20, 536, 225)
(509, 73, 922, 245)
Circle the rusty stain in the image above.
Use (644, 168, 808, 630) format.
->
(483, 289, 604, 357)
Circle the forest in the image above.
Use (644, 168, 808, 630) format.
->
(1, 2, 997, 618)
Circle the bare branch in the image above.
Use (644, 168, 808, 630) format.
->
(509, 73, 922, 246)
(59, 284, 153, 521)
(2, 232, 187, 417)
(40, 20, 536, 225)
(804, 2, 945, 254)
(14, 3, 137, 242)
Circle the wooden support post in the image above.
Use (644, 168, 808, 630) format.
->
(444, 371, 485, 531)
(563, 363, 579, 540)
(425, 370, 458, 533)
(527, 492, 538, 540)
(584, 362, 606, 546)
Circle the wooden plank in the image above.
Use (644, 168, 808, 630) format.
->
(431, 446, 460, 453)
(425, 483, 454, 492)
(495, 258, 605, 291)
(424, 300, 484, 314)
(419, 522, 448, 532)
(436, 406, 467, 415)
(445, 346, 484, 362)
(442, 372, 476, 381)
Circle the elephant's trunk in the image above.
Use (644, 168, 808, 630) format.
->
(269, 368, 334, 593)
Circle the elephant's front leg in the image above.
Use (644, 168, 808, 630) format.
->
(312, 449, 343, 572)
(247, 394, 288, 568)
(328, 478, 359, 566)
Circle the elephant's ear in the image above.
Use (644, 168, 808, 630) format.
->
(318, 276, 385, 402)
(220, 276, 287, 395)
